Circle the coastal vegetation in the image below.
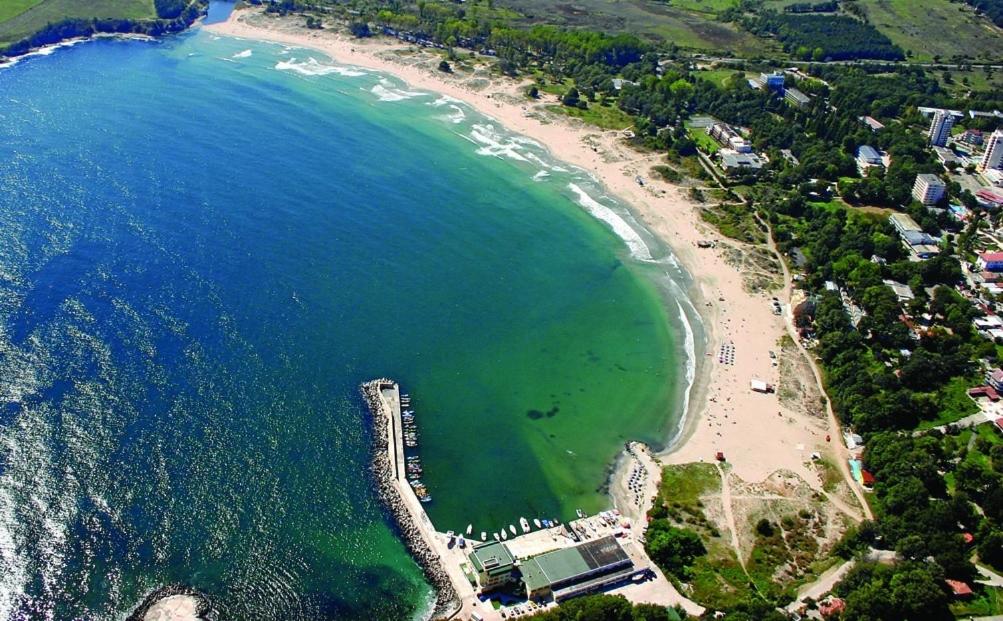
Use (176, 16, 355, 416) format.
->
(0, 0, 207, 55)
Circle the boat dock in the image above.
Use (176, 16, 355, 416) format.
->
(362, 379, 475, 620)
(363, 379, 699, 621)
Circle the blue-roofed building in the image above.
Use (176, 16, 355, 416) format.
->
(856, 145, 884, 174)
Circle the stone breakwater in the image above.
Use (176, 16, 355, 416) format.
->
(361, 379, 460, 620)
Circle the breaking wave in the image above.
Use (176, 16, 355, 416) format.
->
(275, 57, 367, 77)
(567, 183, 652, 261)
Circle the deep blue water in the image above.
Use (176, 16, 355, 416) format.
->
(0, 28, 698, 620)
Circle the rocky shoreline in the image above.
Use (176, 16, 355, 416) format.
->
(360, 379, 460, 620)
(126, 584, 213, 621)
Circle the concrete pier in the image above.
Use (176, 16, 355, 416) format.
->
(361, 379, 464, 619)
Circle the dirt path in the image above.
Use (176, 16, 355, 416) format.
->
(758, 215, 874, 522)
(716, 463, 745, 568)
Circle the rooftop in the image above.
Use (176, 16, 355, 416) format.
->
(916, 173, 945, 186)
(521, 536, 631, 590)
(470, 541, 516, 576)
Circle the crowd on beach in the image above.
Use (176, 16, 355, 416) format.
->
(624, 443, 650, 508)
(361, 380, 460, 620)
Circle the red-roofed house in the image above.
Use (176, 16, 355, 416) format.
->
(819, 597, 846, 617)
(963, 532, 974, 544)
(969, 386, 1001, 402)
(946, 579, 973, 598)
(977, 188, 1003, 209)
(995, 417, 1003, 433)
(978, 252, 1003, 272)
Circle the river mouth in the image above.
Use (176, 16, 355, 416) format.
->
(0, 29, 693, 620)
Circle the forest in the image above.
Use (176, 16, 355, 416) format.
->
(743, 12, 905, 61)
(965, 0, 1003, 26)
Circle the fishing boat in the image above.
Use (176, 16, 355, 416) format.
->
(493, 533, 500, 542)
(481, 532, 487, 541)
(457, 536, 465, 549)
(576, 509, 584, 518)
(520, 518, 530, 533)
(533, 518, 542, 529)
(466, 524, 473, 535)
(501, 530, 508, 540)
(508, 524, 517, 535)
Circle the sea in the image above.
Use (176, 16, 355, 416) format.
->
(0, 19, 702, 621)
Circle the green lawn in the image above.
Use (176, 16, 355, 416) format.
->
(693, 69, 747, 89)
(855, 0, 1003, 63)
(686, 125, 721, 154)
(0, 0, 156, 47)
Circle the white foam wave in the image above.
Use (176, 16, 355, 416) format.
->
(532, 170, 550, 181)
(275, 57, 367, 77)
(438, 104, 465, 124)
(232, 49, 253, 59)
(469, 123, 529, 162)
(675, 298, 697, 437)
(567, 183, 652, 261)
(0, 37, 87, 70)
(428, 94, 462, 107)
(370, 83, 427, 102)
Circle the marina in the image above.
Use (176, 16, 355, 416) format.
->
(362, 378, 698, 621)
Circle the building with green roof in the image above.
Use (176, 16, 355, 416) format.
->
(519, 536, 636, 602)
(469, 541, 516, 591)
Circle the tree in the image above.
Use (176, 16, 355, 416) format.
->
(644, 520, 706, 576)
(527, 84, 539, 99)
(438, 59, 452, 73)
(348, 21, 370, 37)
(562, 87, 581, 107)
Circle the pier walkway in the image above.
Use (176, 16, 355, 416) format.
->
(374, 382, 485, 620)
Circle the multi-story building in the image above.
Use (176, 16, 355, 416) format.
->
(912, 173, 946, 205)
(981, 130, 1003, 172)
(927, 110, 955, 147)
(784, 87, 810, 108)
(761, 71, 785, 91)
(469, 541, 516, 592)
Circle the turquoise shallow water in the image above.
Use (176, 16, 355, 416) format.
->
(0, 28, 698, 620)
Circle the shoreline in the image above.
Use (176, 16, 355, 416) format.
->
(205, 8, 839, 496)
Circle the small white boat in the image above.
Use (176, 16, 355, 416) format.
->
(481, 532, 487, 541)
(466, 524, 473, 535)
(520, 518, 530, 533)
(501, 530, 508, 540)
(508, 524, 517, 535)
(533, 518, 542, 529)
(493, 533, 500, 541)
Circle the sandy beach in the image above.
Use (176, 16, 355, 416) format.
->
(204, 8, 846, 506)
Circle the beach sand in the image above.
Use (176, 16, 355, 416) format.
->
(204, 9, 842, 506)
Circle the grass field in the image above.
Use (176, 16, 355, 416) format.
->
(496, 0, 772, 54)
(855, 0, 1003, 62)
(0, 0, 156, 47)
(546, 102, 634, 130)
(0, 0, 44, 24)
